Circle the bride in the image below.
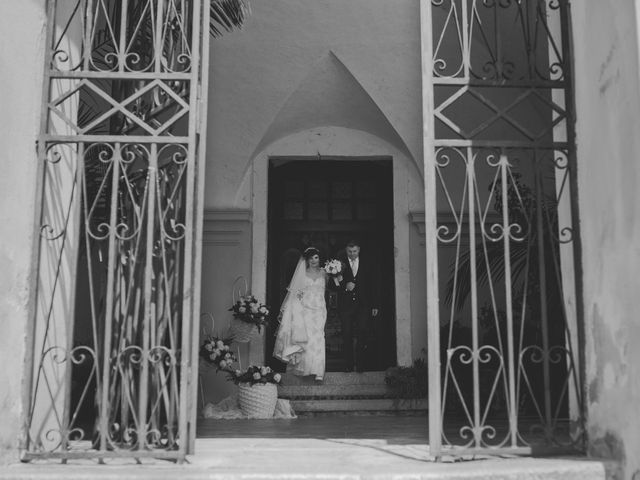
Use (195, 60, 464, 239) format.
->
(273, 247, 326, 381)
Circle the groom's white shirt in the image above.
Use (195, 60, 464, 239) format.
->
(349, 257, 359, 277)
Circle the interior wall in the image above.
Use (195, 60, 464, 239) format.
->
(199, 210, 254, 404)
(572, 2, 640, 478)
(0, 1, 46, 464)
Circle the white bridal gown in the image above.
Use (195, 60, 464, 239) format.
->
(274, 273, 326, 379)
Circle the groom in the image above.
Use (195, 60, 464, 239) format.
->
(332, 239, 380, 372)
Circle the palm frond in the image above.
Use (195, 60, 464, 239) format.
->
(444, 240, 532, 312)
(210, 0, 250, 38)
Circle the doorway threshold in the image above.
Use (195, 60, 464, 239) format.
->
(2, 417, 606, 480)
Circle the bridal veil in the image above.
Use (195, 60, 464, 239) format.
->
(273, 256, 309, 363)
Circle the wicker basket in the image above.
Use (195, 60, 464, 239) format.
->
(238, 382, 278, 418)
(229, 317, 258, 343)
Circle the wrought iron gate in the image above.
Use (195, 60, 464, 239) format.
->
(422, 0, 583, 455)
(25, 0, 209, 461)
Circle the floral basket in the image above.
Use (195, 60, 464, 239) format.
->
(228, 365, 281, 418)
(237, 382, 278, 418)
(229, 317, 258, 343)
(228, 295, 270, 343)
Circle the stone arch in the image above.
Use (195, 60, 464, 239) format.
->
(244, 51, 417, 177)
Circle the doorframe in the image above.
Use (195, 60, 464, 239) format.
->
(246, 127, 422, 367)
(265, 158, 397, 371)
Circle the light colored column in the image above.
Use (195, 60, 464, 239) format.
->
(0, 1, 46, 463)
(420, 0, 442, 457)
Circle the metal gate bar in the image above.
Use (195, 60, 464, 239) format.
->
(25, 0, 208, 461)
(422, 0, 583, 457)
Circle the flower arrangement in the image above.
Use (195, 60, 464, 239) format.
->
(229, 295, 270, 331)
(199, 336, 236, 371)
(228, 365, 282, 386)
(324, 258, 343, 278)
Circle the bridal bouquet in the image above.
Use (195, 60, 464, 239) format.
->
(324, 258, 343, 278)
(229, 295, 270, 332)
(228, 365, 282, 386)
(199, 336, 236, 371)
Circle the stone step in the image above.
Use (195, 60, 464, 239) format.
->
(278, 371, 392, 399)
(290, 398, 428, 414)
(279, 371, 427, 414)
(279, 383, 392, 398)
(281, 371, 387, 386)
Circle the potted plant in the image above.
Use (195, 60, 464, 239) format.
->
(228, 365, 282, 418)
(385, 358, 428, 407)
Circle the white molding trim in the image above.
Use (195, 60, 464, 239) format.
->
(203, 209, 252, 246)
(203, 209, 252, 222)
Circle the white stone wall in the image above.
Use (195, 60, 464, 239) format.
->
(572, 1, 640, 478)
(0, 1, 47, 464)
(206, 0, 422, 208)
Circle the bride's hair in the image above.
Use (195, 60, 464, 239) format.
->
(303, 247, 320, 262)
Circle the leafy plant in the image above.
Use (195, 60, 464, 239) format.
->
(442, 169, 565, 343)
(209, 0, 250, 37)
(385, 357, 428, 400)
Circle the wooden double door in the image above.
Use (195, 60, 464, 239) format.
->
(266, 159, 396, 372)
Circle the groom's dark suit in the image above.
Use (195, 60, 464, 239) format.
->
(332, 253, 380, 371)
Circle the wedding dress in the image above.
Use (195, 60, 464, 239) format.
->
(273, 258, 326, 379)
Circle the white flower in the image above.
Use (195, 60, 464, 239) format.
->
(250, 305, 259, 314)
(259, 306, 267, 314)
(239, 306, 246, 313)
(235, 369, 241, 376)
(205, 343, 213, 351)
(324, 259, 342, 275)
(225, 352, 231, 359)
(273, 373, 281, 383)
(219, 360, 227, 368)
(260, 367, 268, 376)
(223, 345, 230, 351)
(216, 340, 225, 349)
(209, 353, 216, 361)
(253, 372, 261, 380)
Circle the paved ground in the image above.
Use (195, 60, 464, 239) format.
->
(0, 416, 607, 479)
